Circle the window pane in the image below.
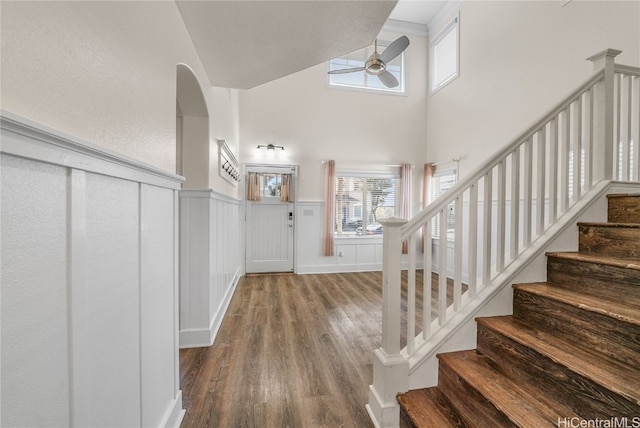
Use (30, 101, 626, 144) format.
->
(259, 173, 282, 197)
(433, 26, 457, 85)
(430, 168, 457, 238)
(335, 175, 398, 236)
(431, 15, 459, 93)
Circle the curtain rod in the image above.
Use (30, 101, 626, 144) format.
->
(320, 160, 415, 168)
(432, 157, 461, 167)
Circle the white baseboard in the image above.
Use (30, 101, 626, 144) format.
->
(160, 390, 186, 428)
(297, 261, 423, 275)
(179, 328, 213, 348)
(207, 269, 241, 344)
(179, 269, 240, 348)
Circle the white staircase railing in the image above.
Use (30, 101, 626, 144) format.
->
(368, 49, 640, 427)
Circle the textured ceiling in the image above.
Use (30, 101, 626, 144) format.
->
(389, 0, 448, 26)
(175, 0, 398, 89)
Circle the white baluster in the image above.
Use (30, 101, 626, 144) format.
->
(496, 160, 506, 272)
(438, 208, 447, 325)
(625, 74, 633, 180)
(423, 218, 432, 339)
(573, 97, 582, 199)
(536, 128, 546, 237)
(560, 108, 571, 214)
(407, 233, 416, 356)
(631, 76, 640, 181)
(468, 184, 478, 298)
(549, 117, 558, 223)
(454, 196, 462, 311)
(584, 89, 594, 191)
(523, 138, 533, 248)
(482, 171, 492, 285)
(510, 148, 520, 262)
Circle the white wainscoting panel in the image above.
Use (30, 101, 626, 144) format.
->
(179, 189, 242, 348)
(1, 112, 184, 428)
(296, 201, 419, 273)
(1, 155, 71, 426)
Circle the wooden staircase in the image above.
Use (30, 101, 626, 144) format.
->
(397, 194, 640, 428)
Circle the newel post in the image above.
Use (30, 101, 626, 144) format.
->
(367, 217, 408, 428)
(588, 48, 621, 181)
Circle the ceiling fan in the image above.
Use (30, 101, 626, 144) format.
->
(328, 35, 410, 88)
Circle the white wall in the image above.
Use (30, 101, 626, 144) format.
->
(0, 1, 240, 192)
(239, 29, 429, 202)
(209, 87, 241, 197)
(426, 0, 640, 177)
(1, 114, 184, 428)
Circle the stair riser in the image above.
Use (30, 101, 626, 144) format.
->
(477, 322, 640, 419)
(578, 225, 640, 258)
(398, 389, 466, 428)
(547, 256, 640, 297)
(399, 410, 414, 428)
(608, 195, 640, 223)
(513, 289, 640, 368)
(437, 357, 516, 428)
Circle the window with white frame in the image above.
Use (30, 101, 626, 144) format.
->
(334, 171, 400, 236)
(328, 40, 406, 94)
(430, 166, 458, 238)
(430, 14, 460, 94)
(256, 173, 284, 198)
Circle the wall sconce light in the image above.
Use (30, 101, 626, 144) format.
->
(256, 143, 285, 151)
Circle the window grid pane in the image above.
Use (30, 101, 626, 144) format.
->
(335, 175, 398, 236)
(430, 170, 457, 238)
(259, 173, 282, 197)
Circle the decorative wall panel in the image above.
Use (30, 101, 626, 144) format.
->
(0, 112, 184, 428)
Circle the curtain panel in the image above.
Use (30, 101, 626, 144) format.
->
(281, 174, 293, 202)
(247, 172, 261, 201)
(323, 160, 336, 257)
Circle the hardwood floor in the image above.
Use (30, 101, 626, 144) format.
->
(180, 270, 460, 427)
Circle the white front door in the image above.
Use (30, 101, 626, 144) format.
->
(245, 166, 296, 273)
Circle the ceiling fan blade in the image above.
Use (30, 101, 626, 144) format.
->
(328, 67, 366, 75)
(378, 70, 399, 88)
(379, 35, 410, 64)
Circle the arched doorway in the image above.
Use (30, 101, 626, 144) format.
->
(176, 64, 209, 187)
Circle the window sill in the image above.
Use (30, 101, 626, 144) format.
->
(334, 235, 383, 242)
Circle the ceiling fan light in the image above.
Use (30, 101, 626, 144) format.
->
(365, 58, 385, 75)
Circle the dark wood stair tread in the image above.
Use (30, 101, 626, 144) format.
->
(398, 388, 464, 428)
(513, 282, 640, 325)
(607, 194, 640, 201)
(577, 222, 640, 229)
(477, 315, 640, 405)
(546, 251, 640, 270)
(438, 350, 572, 427)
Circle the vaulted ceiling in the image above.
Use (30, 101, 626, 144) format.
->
(175, 0, 398, 89)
